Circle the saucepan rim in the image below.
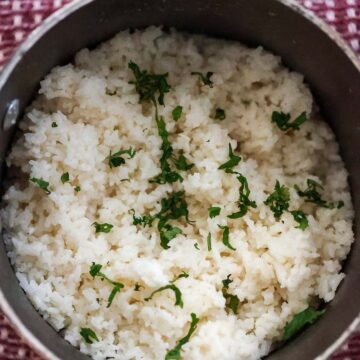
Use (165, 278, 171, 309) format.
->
(0, 0, 359, 359)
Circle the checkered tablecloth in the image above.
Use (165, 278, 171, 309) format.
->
(0, 0, 360, 359)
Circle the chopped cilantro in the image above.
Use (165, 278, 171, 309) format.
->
(80, 327, 99, 344)
(30, 177, 51, 194)
(218, 225, 236, 251)
(172, 105, 183, 121)
(108, 147, 136, 168)
(228, 174, 257, 219)
(173, 151, 194, 171)
(283, 307, 325, 341)
(191, 71, 214, 87)
(129, 209, 155, 227)
(61, 172, 69, 184)
(51, 122, 58, 128)
(215, 108, 226, 120)
(221, 274, 240, 315)
(128, 61, 170, 106)
(218, 143, 241, 172)
(291, 210, 309, 230)
(132, 191, 192, 249)
(93, 222, 113, 233)
(272, 111, 307, 132)
(208, 206, 221, 218)
(74, 185, 81, 192)
(160, 225, 182, 250)
(165, 313, 199, 360)
(295, 179, 343, 209)
(89, 262, 124, 308)
(194, 242, 200, 250)
(207, 233, 212, 251)
(150, 115, 183, 184)
(144, 272, 188, 308)
(264, 180, 290, 220)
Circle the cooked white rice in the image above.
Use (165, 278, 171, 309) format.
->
(0, 27, 354, 360)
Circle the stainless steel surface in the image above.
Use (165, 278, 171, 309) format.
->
(0, 1, 359, 359)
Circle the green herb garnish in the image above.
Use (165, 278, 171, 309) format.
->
(144, 272, 189, 308)
(173, 151, 194, 171)
(51, 122, 58, 128)
(80, 327, 99, 344)
(172, 105, 183, 121)
(191, 71, 214, 87)
(194, 242, 200, 250)
(291, 210, 309, 230)
(89, 262, 124, 308)
(218, 143, 241, 172)
(108, 147, 136, 168)
(150, 115, 183, 184)
(218, 225, 236, 251)
(264, 180, 290, 220)
(207, 233, 212, 251)
(74, 185, 81, 192)
(215, 108, 226, 120)
(272, 111, 307, 132)
(30, 177, 51, 194)
(283, 307, 325, 341)
(93, 222, 113, 233)
(208, 206, 221, 218)
(221, 274, 240, 315)
(165, 313, 199, 360)
(128, 61, 170, 106)
(295, 179, 343, 209)
(133, 191, 192, 249)
(61, 172, 69, 184)
(228, 174, 257, 219)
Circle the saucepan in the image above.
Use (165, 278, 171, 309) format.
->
(0, 0, 359, 359)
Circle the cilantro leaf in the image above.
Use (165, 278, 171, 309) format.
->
(80, 327, 99, 344)
(295, 179, 343, 209)
(165, 313, 199, 360)
(89, 262, 124, 307)
(221, 274, 240, 314)
(145, 272, 187, 307)
(173, 152, 194, 171)
(228, 174, 257, 218)
(191, 71, 214, 87)
(93, 222, 113, 233)
(150, 115, 183, 184)
(171, 271, 189, 283)
(291, 210, 309, 230)
(272, 111, 307, 132)
(207, 233, 212, 251)
(61, 172, 69, 184)
(51, 122, 58, 128)
(218, 143, 241, 172)
(74, 185, 81, 192)
(283, 307, 325, 341)
(194, 243, 200, 250)
(108, 147, 136, 169)
(172, 106, 183, 121)
(264, 180, 290, 220)
(218, 225, 236, 251)
(160, 225, 182, 250)
(128, 61, 170, 106)
(30, 177, 51, 194)
(208, 206, 221, 218)
(215, 108, 226, 120)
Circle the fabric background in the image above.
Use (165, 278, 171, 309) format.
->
(0, 0, 359, 359)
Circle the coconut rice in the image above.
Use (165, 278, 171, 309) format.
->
(0, 27, 354, 360)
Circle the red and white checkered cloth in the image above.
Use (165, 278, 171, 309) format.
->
(0, 0, 360, 359)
